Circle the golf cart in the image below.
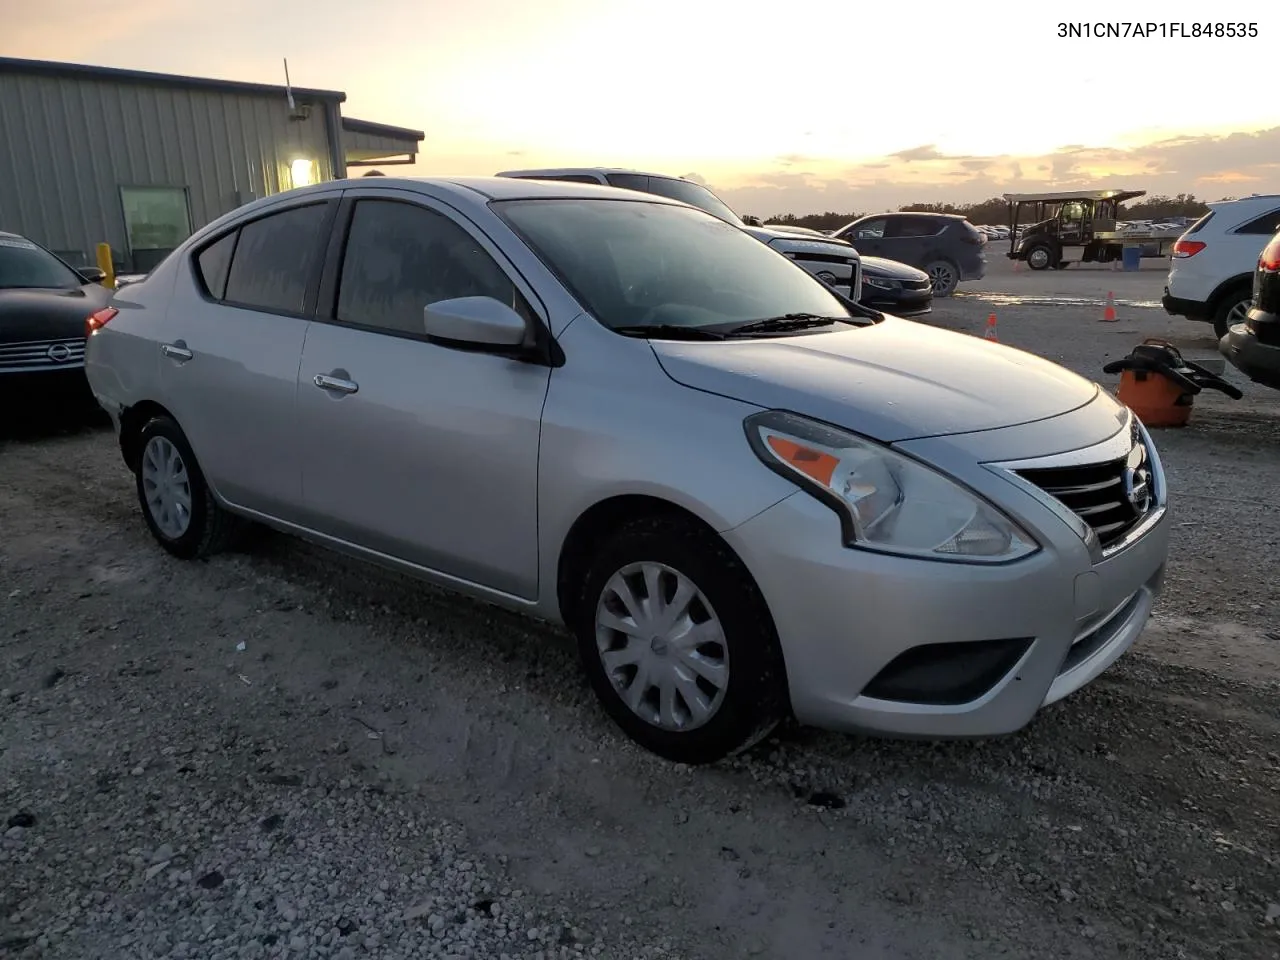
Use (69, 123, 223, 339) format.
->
(1005, 189, 1182, 270)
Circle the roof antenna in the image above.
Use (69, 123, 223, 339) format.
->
(283, 57, 295, 112)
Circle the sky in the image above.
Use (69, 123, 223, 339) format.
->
(4, 0, 1278, 217)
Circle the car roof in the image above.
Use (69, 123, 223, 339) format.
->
(496, 167, 702, 187)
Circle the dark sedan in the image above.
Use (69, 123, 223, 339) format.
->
(0, 231, 112, 405)
(1220, 230, 1280, 390)
(858, 255, 933, 317)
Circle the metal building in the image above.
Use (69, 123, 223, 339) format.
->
(0, 57, 424, 272)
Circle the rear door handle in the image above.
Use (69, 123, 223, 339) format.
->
(161, 342, 193, 362)
(313, 373, 359, 395)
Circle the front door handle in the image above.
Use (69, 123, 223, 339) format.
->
(313, 373, 359, 395)
(160, 342, 193, 362)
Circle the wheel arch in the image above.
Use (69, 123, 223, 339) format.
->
(118, 399, 180, 473)
(1207, 272, 1254, 311)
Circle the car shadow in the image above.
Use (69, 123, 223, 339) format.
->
(0, 394, 112, 446)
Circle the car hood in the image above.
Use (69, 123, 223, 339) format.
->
(743, 225, 859, 258)
(650, 317, 1100, 443)
(858, 256, 929, 282)
(0, 285, 110, 342)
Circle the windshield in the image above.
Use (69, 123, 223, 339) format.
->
(495, 199, 854, 332)
(0, 235, 85, 290)
(638, 177, 743, 226)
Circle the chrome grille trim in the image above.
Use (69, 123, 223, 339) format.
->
(0, 338, 86, 373)
(987, 413, 1167, 560)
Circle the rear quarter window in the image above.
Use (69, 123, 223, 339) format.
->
(1185, 211, 1215, 235)
(1234, 208, 1280, 236)
(195, 231, 237, 300)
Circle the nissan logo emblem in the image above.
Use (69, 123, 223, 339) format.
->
(1123, 465, 1151, 515)
(46, 343, 72, 363)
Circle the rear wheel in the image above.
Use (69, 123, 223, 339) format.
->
(924, 260, 960, 297)
(1212, 287, 1253, 339)
(135, 415, 240, 559)
(571, 515, 787, 765)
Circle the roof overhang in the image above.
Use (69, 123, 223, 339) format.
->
(342, 117, 425, 167)
(0, 56, 346, 102)
(1003, 190, 1146, 204)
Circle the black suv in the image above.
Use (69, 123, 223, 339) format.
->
(832, 212, 987, 297)
(1220, 229, 1280, 390)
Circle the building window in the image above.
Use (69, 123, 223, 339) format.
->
(120, 187, 193, 270)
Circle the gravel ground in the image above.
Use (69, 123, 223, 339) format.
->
(2, 262, 1279, 959)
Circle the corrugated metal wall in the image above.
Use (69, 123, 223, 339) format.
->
(0, 71, 338, 270)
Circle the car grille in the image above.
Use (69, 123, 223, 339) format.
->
(1016, 439, 1153, 549)
(0, 338, 86, 373)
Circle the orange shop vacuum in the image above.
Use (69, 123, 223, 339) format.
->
(1102, 339, 1242, 427)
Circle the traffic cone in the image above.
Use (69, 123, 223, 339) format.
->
(1101, 291, 1117, 322)
(984, 313, 999, 341)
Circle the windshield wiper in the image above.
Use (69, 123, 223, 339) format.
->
(723, 313, 854, 336)
(612, 323, 727, 341)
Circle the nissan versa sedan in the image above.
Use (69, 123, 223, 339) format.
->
(84, 177, 1171, 765)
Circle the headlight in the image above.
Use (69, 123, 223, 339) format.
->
(861, 276, 899, 291)
(744, 411, 1039, 563)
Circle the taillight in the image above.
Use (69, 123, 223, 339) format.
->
(1260, 236, 1280, 273)
(86, 307, 118, 336)
(1172, 240, 1206, 258)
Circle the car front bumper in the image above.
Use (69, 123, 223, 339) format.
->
(722, 417, 1170, 738)
(861, 289, 932, 317)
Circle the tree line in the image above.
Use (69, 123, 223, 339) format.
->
(757, 193, 1220, 231)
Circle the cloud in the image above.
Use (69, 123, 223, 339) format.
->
(717, 126, 1280, 216)
(889, 144, 945, 162)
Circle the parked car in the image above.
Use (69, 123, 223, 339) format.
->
(1162, 194, 1280, 337)
(495, 167, 861, 305)
(0, 229, 111, 405)
(1220, 229, 1280, 390)
(831, 212, 987, 297)
(84, 176, 1171, 765)
(857, 256, 933, 317)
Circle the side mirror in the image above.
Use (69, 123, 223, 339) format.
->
(79, 267, 107, 283)
(423, 296, 528, 350)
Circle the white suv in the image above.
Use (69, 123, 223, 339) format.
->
(1163, 195, 1280, 337)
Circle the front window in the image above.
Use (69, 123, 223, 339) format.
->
(495, 198, 853, 331)
(0, 235, 86, 290)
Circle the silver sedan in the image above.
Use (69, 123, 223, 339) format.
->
(84, 176, 1171, 764)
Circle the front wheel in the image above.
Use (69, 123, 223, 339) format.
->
(1025, 245, 1054, 270)
(925, 260, 960, 297)
(572, 516, 787, 764)
(135, 415, 240, 560)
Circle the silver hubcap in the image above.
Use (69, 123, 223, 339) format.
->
(929, 263, 957, 292)
(594, 561, 729, 732)
(141, 436, 192, 539)
(1028, 249, 1049, 269)
(1227, 299, 1251, 326)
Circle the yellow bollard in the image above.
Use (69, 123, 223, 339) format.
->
(95, 243, 115, 289)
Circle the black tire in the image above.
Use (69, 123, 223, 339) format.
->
(134, 415, 240, 560)
(570, 515, 787, 765)
(1211, 287, 1253, 339)
(1025, 245, 1054, 270)
(924, 260, 960, 297)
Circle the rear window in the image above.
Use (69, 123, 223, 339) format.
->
(1184, 211, 1215, 235)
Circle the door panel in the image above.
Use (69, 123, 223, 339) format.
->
(293, 193, 553, 599)
(159, 198, 336, 517)
(295, 324, 550, 597)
